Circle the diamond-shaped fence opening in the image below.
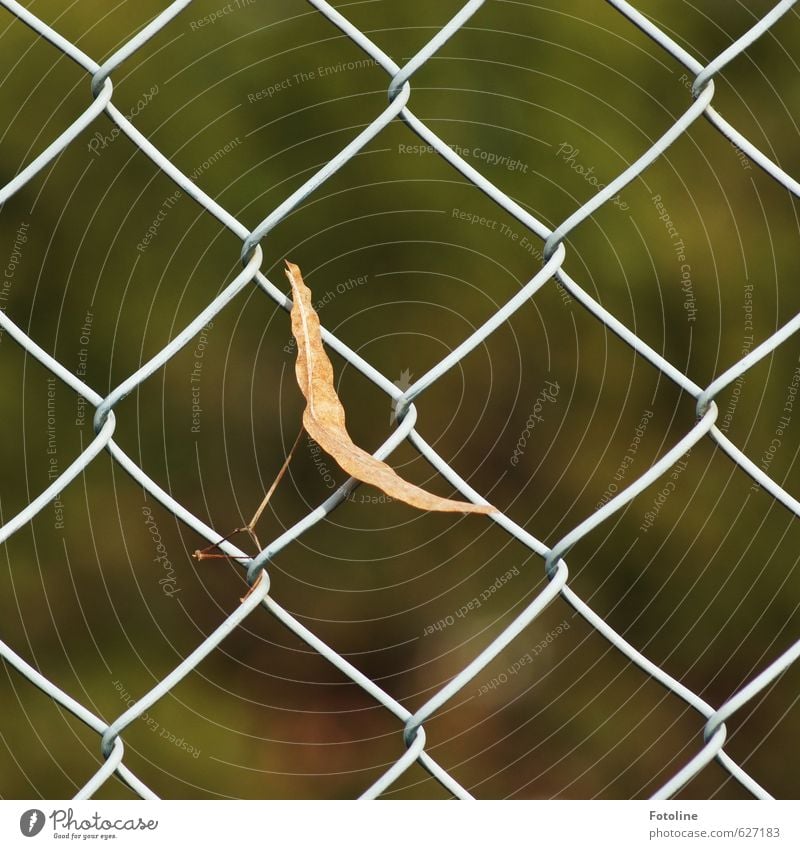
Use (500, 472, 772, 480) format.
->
(1, 0, 800, 800)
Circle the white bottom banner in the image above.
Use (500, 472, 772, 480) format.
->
(1, 800, 797, 848)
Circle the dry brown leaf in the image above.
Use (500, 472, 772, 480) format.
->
(285, 260, 494, 515)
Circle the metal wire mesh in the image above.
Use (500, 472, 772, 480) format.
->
(1, 0, 799, 800)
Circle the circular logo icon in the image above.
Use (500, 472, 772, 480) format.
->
(19, 810, 45, 837)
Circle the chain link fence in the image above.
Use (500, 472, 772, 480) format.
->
(1, 0, 799, 799)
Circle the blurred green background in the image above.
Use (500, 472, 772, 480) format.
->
(1, 0, 800, 799)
